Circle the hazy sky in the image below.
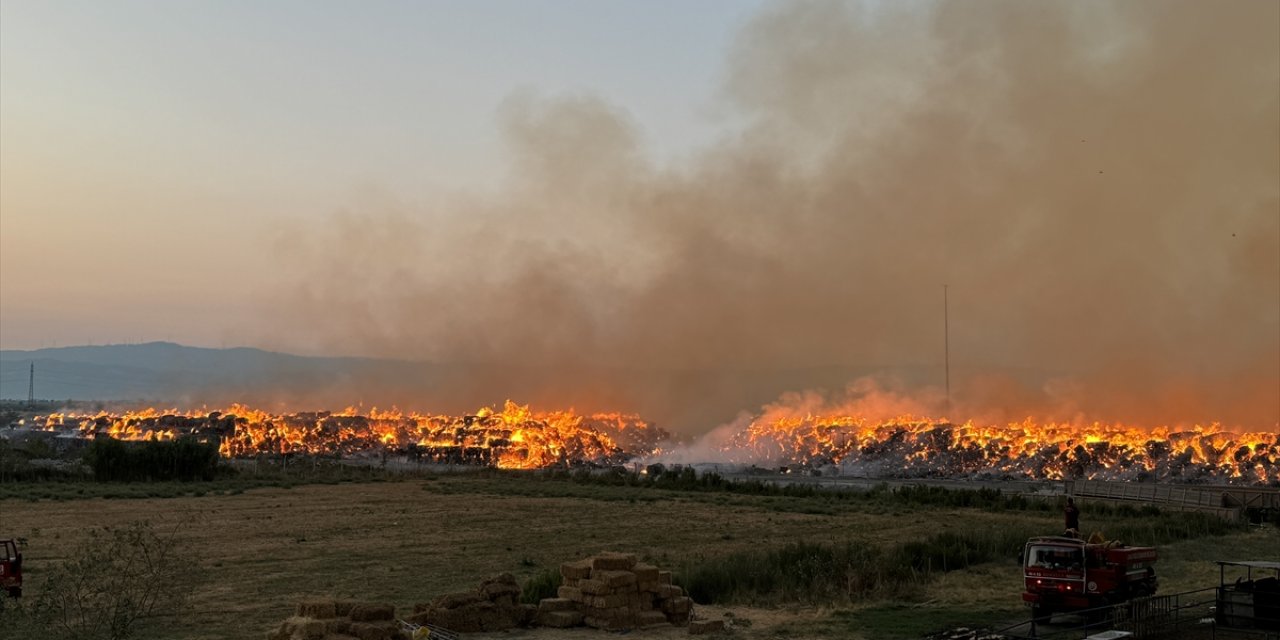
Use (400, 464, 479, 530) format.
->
(0, 0, 762, 348)
(2, 1, 1277, 427)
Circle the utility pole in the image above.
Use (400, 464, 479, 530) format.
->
(943, 285, 950, 416)
(28, 362, 35, 405)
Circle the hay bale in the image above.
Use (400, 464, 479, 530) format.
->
(557, 585, 583, 602)
(536, 610, 584, 628)
(413, 607, 479, 633)
(406, 608, 438, 628)
(432, 592, 483, 609)
(333, 599, 361, 617)
(632, 563, 660, 582)
(561, 559, 594, 580)
(476, 601, 517, 631)
(277, 616, 327, 640)
(480, 581, 523, 600)
(586, 593, 629, 609)
(657, 570, 673, 585)
(323, 618, 352, 635)
(520, 603, 538, 626)
(591, 552, 637, 571)
(593, 570, 638, 590)
(663, 596, 692, 614)
(537, 597, 577, 613)
(688, 619, 726, 635)
(297, 598, 338, 619)
(578, 578, 609, 595)
(607, 607, 636, 628)
(348, 603, 395, 622)
(637, 610, 670, 628)
(347, 621, 398, 640)
(658, 584, 685, 599)
(583, 613, 628, 631)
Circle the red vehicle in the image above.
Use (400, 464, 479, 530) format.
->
(1022, 535, 1157, 619)
(1, 538, 22, 599)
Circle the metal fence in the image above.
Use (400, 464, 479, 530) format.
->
(1064, 480, 1280, 522)
(990, 587, 1280, 640)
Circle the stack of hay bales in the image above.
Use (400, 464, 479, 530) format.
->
(541, 551, 693, 631)
(406, 572, 533, 632)
(265, 599, 399, 640)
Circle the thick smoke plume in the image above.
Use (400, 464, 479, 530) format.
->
(268, 0, 1279, 432)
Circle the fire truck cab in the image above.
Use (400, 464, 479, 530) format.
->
(1022, 536, 1157, 619)
(0, 538, 22, 598)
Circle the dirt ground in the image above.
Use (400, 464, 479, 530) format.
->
(2, 476, 1275, 640)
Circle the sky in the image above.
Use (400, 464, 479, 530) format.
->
(0, 0, 762, 348)
(1, 1, 1277, 428)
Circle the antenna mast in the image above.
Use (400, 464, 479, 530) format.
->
(28, 362, 35, 405)
(944, 285, 950, 415)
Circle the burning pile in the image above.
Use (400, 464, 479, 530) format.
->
(41, 402, 668, 469)
(26, 403, 1279, 483)
(726, 415, 1280, 483)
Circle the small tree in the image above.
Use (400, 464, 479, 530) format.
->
(19, 521, 204, 640)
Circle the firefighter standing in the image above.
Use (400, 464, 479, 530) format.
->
(1064, 497, 1081, 538)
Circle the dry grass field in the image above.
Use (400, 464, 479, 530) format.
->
(2, 474, 1275, 640)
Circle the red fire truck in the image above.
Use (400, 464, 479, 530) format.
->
(1022, 535, 1158, 619)
(1, 538, 22, 599)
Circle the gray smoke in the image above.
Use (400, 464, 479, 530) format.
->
(266, 0, 1279, 432)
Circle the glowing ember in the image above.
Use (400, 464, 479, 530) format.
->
(27, 404, 1279, 482)
(50, 401, 667, 469)
(725, 414, 1279, 483)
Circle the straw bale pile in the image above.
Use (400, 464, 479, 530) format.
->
(266, 553, 705, 637)
(265, 598, 399, 640)
(405, 571, 533, 633)
(540, 552, 693, 631)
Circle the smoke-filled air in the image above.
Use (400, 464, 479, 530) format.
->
(265, 0, 1278, 435)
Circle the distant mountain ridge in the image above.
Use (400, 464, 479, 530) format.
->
(0, 342, 425, 407)
(2, 341, 369, 371)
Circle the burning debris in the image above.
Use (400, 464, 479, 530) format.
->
(38, 402, 669, 470)
(723, 415, 1279, 484)
(18, 403, 1278, 483)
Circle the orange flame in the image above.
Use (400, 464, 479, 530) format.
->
(54, 401, 665, 469)
(728, 413, 1278, 482)
(32, 403, 1279, 481)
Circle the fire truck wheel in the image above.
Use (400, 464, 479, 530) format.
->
(7, 587, 18, 598)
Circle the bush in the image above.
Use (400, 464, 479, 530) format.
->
(521, 568, 561, 604)
(12, 521, 204, 640)
(892, 527, 1036, 573)
(679, 540, 912, 605)
(1106, 510, 1237, 545)
(85, 437, 220, 482)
